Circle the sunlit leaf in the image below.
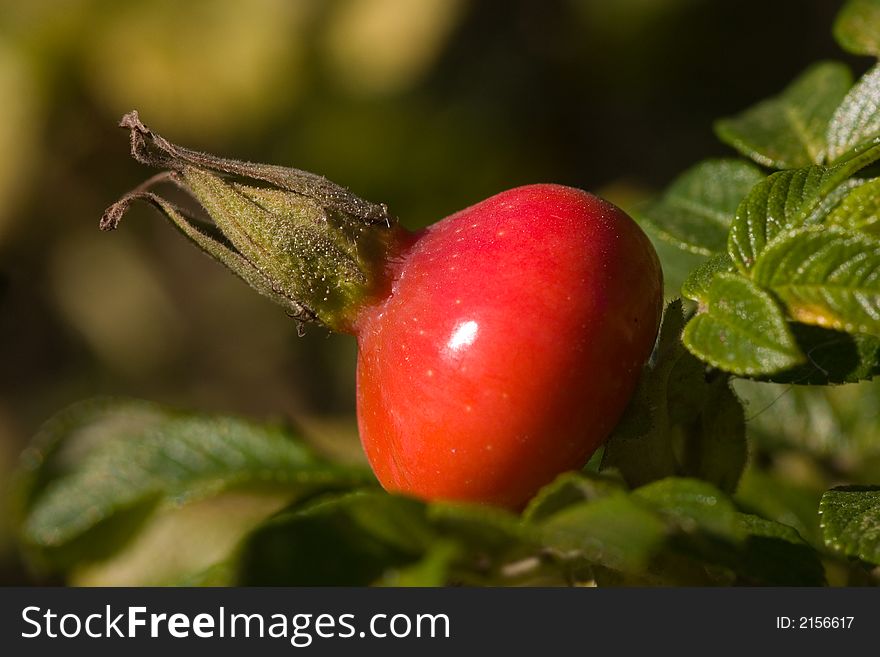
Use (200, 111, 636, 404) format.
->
(682, 274, 804, 376)
(826, 177, 880, 234)
(827, 64, 880, 163)
(752, 227, 880, 336)
(820, 486, 880, 565)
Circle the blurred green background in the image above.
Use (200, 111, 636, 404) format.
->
(2, 0, 875, 585)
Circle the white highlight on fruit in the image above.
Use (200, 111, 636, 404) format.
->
(447, 320, 478, 352)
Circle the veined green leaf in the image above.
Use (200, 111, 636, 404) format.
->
(681, 253, 734, 304)
(682, 273, 804, 376)
(728, 146, 880, 272)
(827, 177, 880, 234)
(728, 166, 831, 272)
(752, 226, 880, 336)
(820, 486, 880, 566)
(827, 64, 880, 162)
(715, 62, 852, 168)
(648, 233, 708, 298)
(834, 0, 880, 58)
(802, 177, 868, 225)
(636, 159, 763, 255)
(17, 399, 372, 564)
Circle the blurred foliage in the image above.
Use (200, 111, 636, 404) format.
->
(1, 0, 876, 584)
(14, 399, 828, 586)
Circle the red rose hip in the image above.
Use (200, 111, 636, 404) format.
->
(354, 184, 662, 509)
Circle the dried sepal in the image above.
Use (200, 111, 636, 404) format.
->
(101, 111, 405, 333)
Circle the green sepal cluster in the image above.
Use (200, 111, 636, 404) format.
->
(101, 111, 404, 333)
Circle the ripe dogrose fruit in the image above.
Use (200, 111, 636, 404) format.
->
(354, 185, 662, 508)
(105, 114, 663, 510)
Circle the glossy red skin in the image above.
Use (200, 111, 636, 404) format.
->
(354, 184, 662, 509)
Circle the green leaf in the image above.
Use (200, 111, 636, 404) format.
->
(633, 478, 743, 543)
(827, 177, 880, 234)
(727, 166, 831, 272)
(636, 159, 764, 255)
(522, 471, 625, 523)
(752, 226, 880, 336)
(17, 399, 371, 569)
(540, 477, 823, 585)
(803, 176, 870, 225)
(734, 514, 826, 585)
(235, 491, 436, 586)
(635, 479, 823, 585)
(681, 253, 734, 304)
(427, 502, 531, 554)
(682, 273, 805, 376)
(819, 486, 880, 565)
(236, 491, 538, 586)
(646, 231, 709, 297)
(728, 145, 880, 272)
(715, 62, 852, 168)
(604, 301, 746, 492)
(835, 0, 880, 56)
(827, 64, 880, 163)
(540, 494, 670, 575)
